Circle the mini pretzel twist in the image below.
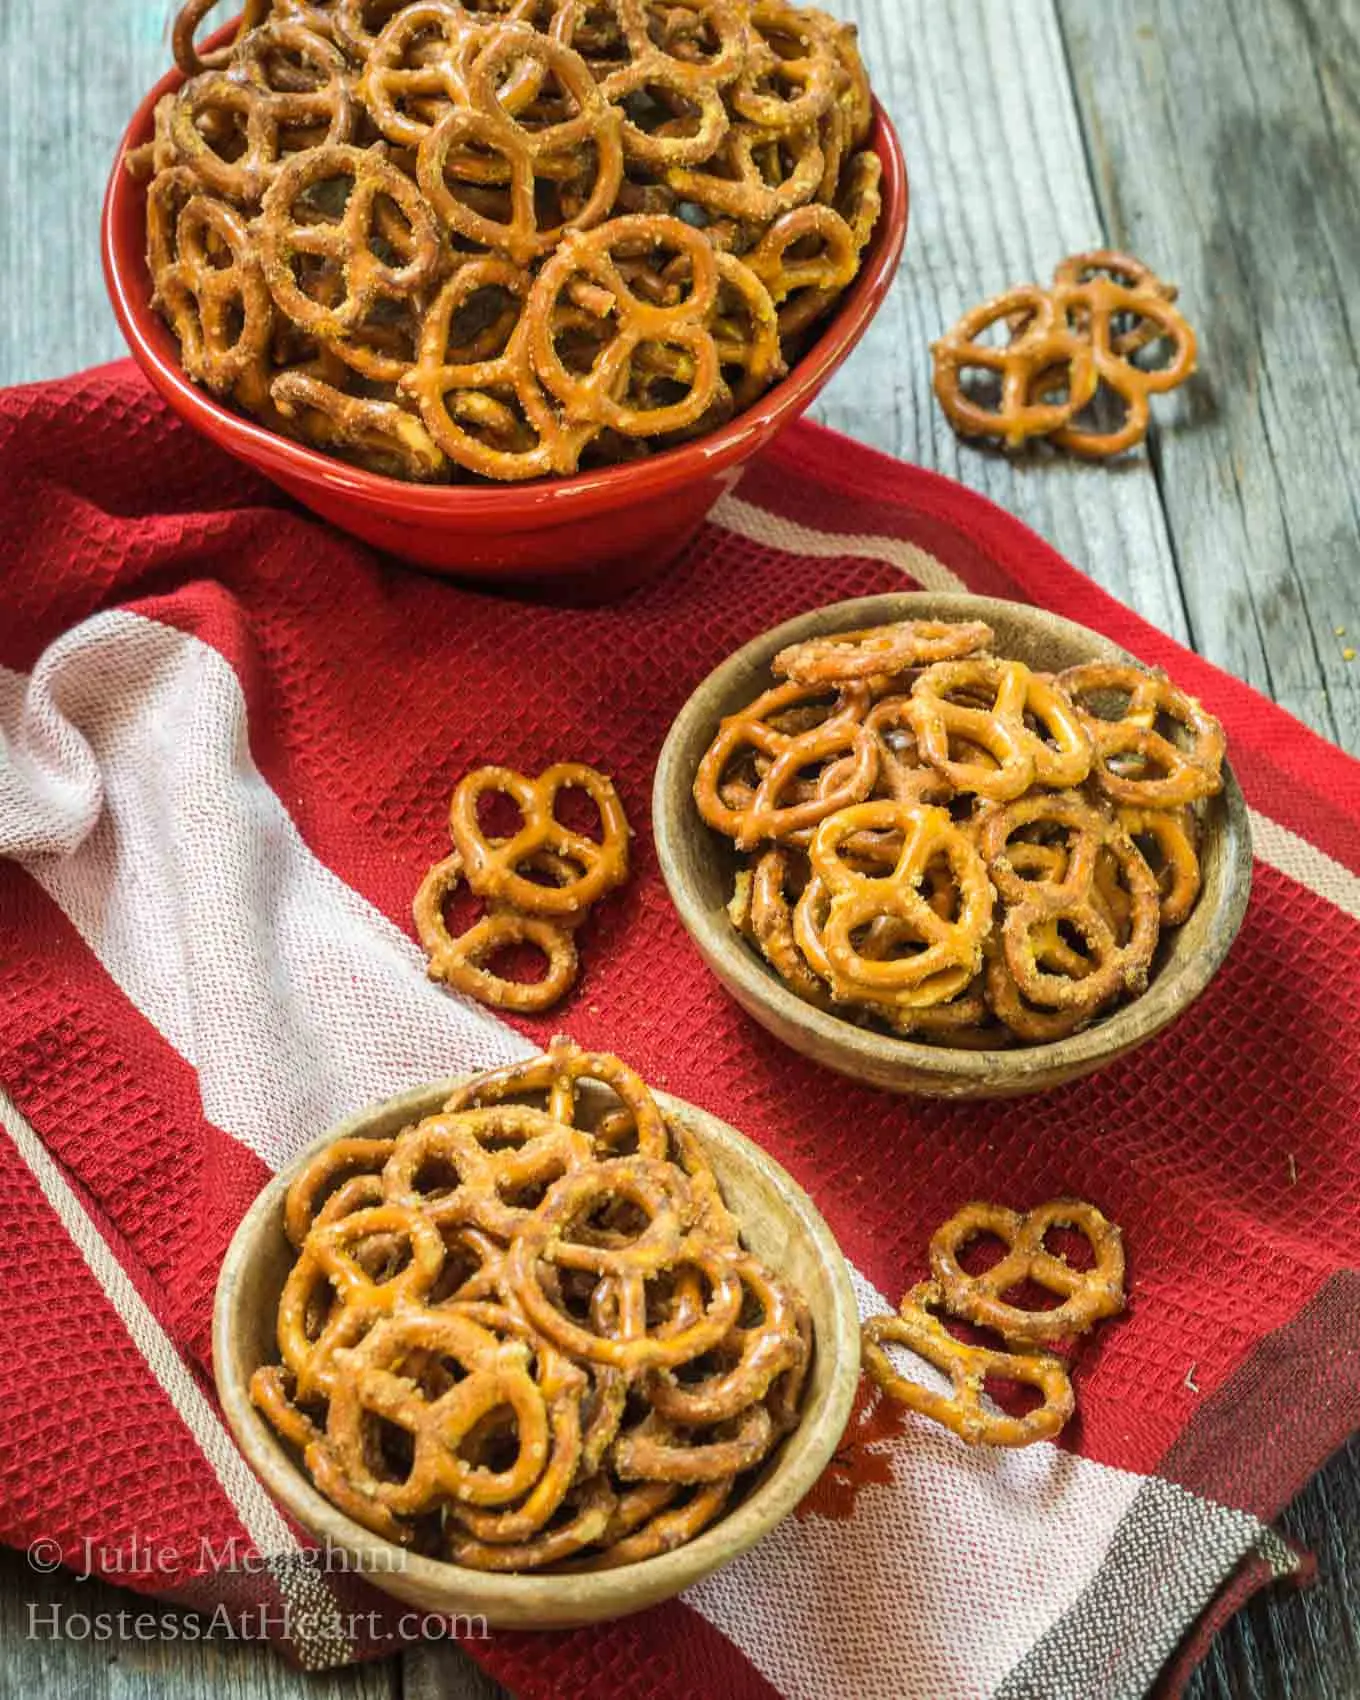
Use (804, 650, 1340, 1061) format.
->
(147, 170, 274, 403)
(1058, 662, 1226, 807)
(611, 1405, 775, 1482)
(416, 24, 624, 266)
(448, 762, 631, 917)
(319, 1306, 557, 1516)
(1047, 278, 1197, 457)
(383, 1105, 596, 1236)
(1052, 248, 1178, 355)
(528, 215, 726, 437)
(283, 1134, 397, 1247)
(932, 285, 1098, 450)
(906, 656, 1093, 801)
(799, 801, 992, 1008)
(553, 0, 746, 168)
(170, 24, 359, 204)
(693, 678, 877, 849)
(505, 1158, 744, 1370)
(359, 1, 481, 146)
(403, 256, 597, 479)
(1115, 804, 1202, 926)
(862, 1281, 1075, 1447)
(928, 1198, 1127, 1342)
(773, 617, 993, 684)
(413, 849, 581, 1012)
(978, 790, 1161, 1014)
(270, 370, 447, 478)
(644, 1254, 808, 1424)
(730, 0, 841, 134)
(443, 1034, 670, 1160)
(258, 143, 441, 334)
(276, 1201, 446, 1398)
(666, 119, 824, 224)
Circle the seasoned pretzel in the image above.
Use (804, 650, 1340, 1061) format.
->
(448, 762, 630, 917)
(383, 1106, 595, 1236)
(1116, 804, 1201, 926)
(746, 201, 857, 309)
(730, 0, 840, 134)
(746, 847, 833, 1008)
(173, 0, 271, 74)
(862, 1281, 1074, 1447)
(505, 1158, 743, 1370)
(322, 1307, 558, 1515)
(277, 1201, 446, 1397)
(979, 790, 1160, 1012)
(1048, 278, 1197, 457)
(645, 1254, 807, 1424)
(258, 144, 440, 334)
(270, 370, 446, 478)
(928, 1198, 1126, 1342)
(773, 618, 993, 685)
(612, 1405, 774, 1481)
(553, 0, 745, 168)
(528, 215, 725, 437)
(932, 285, 1098, 450)
(283, 1135, 397, 1247)
(572, 1479, 733, 1568)
(446, 1473, 617, 1570)
(907, 657, 1092, 801)
(693, 679, 876, 849)
(416, 25, 624, 265)
(170, 26, 358, 204)
(666, 119, 824, 224)
(403, 257, 596, 479)
(801, 801, 992, 1007)
(1058, 662, 1226, 807)
(443, 1034, 670, 1160)
(147, 171, 274, 405)
(413, 849, 581, 1012)
(1052, 248, 1177, 355)
(359, 1, 480, 145)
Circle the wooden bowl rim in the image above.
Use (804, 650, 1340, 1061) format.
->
(652, 590, 1254, 1086)
(212, 1076, 860, 1615)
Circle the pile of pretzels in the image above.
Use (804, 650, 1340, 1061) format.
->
(131, 0, 882, 483)
(932, 250, 1197, 458)
(251, 1039, 813, 1568)
(694, 616, 1227, 1046)
(414, 760, 632, 1013)
(862, 1196, 1126, 1447)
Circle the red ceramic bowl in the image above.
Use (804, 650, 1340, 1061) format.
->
(102, 35, 907, 592)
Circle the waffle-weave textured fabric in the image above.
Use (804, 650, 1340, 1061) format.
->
(2, 361, 1359, 1700)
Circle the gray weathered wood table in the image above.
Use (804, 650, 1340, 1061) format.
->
(2, 1, 1357, 1696)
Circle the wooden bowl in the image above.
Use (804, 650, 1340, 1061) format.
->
(213, 1077, 859, 1630)
(653, 592, 1253, 1099)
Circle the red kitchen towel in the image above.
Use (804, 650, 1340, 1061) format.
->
(2, 361, 1359, 1700)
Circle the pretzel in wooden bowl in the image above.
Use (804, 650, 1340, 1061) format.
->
(245, 1039, 820, 1571)
(693, 614, 1228, 1051)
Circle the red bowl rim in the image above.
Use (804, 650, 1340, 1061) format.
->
(102, 40, 908, 519)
